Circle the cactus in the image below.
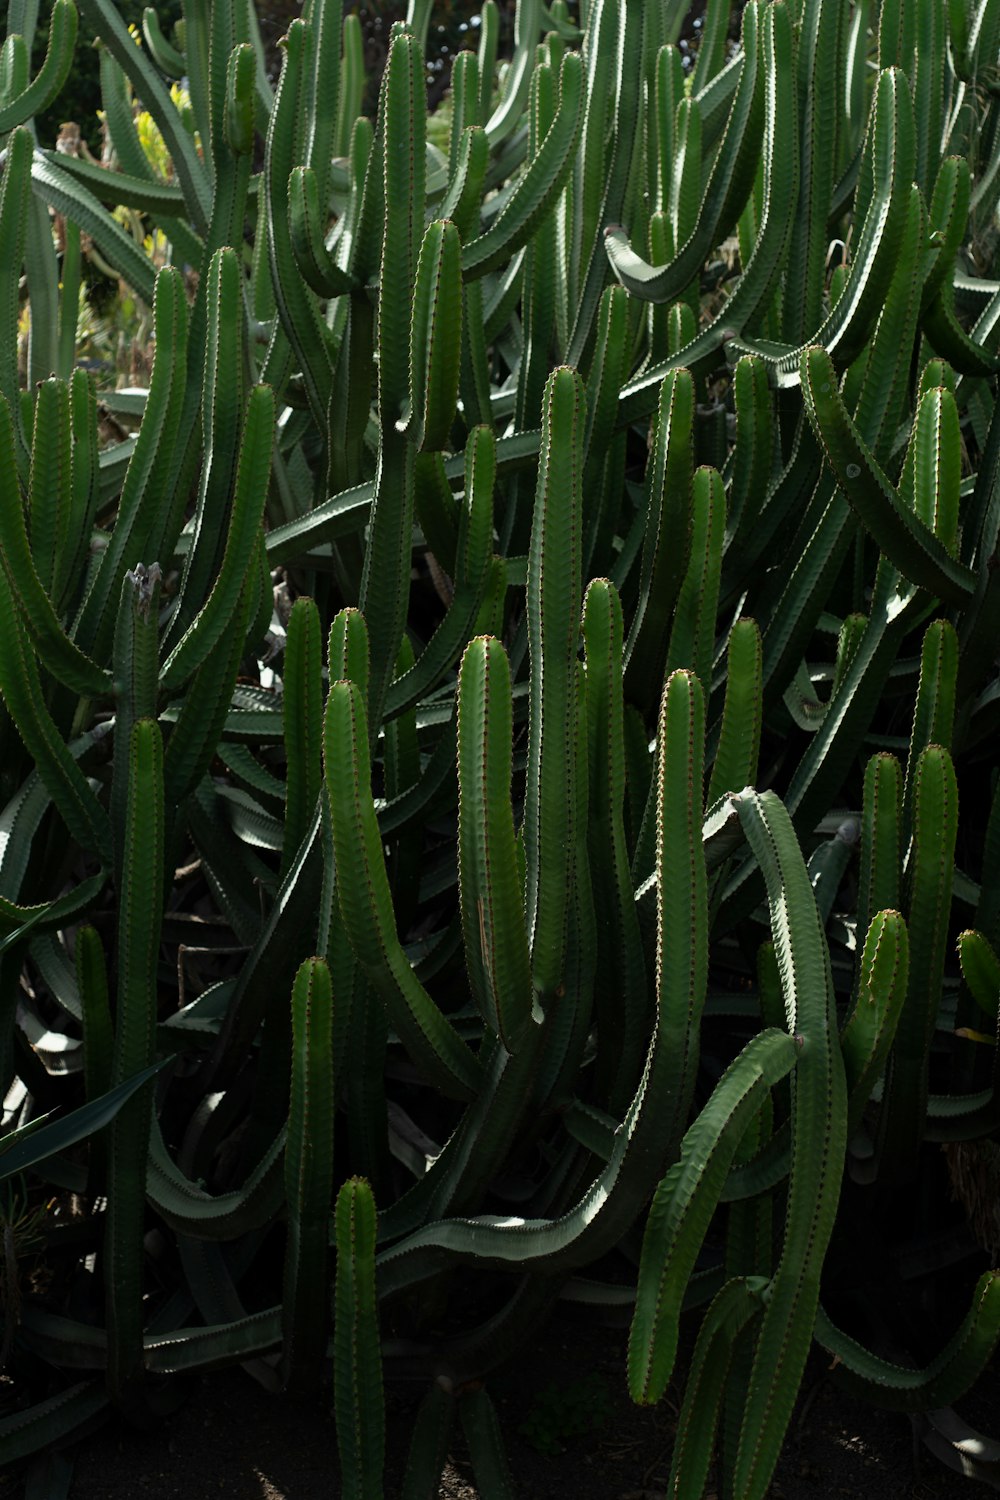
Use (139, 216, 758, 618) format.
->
(1, 2, 1000, 1495)
(282, 957, 335, 1390)
(106, 719, 165, 1414)
(334, 1177, 384, 1500)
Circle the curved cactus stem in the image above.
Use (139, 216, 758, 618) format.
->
(922, 155, 972, 313)
(74, 267, 190, 661)
(0, 570, 111, 867)
(604, 1, 762, 307)
(264, 429, 539, 568)
(289, 165, 358, 297)
(0, 1381, 109, 1467)
(162, 581, 254, 810)
(375, 671, 708, 1287)
(732, 71, 918, 383)
(17, 1300, 285, 1374)
(463, 51, 584, 280)
(731, 788, 847, 1500)
(30, 147, 163, 307)
(800, 345, 974, 603)
(481, 0, 543, 146)
(141, 7, 185, 76)
(617, 1, 798, 425)
(441, 121, 488, 243)
(399, 218, 463, 451)
(145, 1110, 285, 1241)
(666, 1276, 768, 1498)
(77, 0, 211, 232)
(628, 1028, 797, 1405)
(923, 183, 1000, 381)
(165, 246, 246, 646)
(0, 0, 77, 131)
(0, 393, 109, 699)
(85, 51, 200, 200)
(160, 385, 274, 693)
(815, 1272, 1000, 1410)
(98, 43, 173, 186)
(385, 429, 495, 722)
(324, 680, 481, 1101)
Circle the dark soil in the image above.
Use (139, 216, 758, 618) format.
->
(10, 1303, 996, 1499)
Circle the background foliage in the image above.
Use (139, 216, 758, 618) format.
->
(0, 2, 999, 1498)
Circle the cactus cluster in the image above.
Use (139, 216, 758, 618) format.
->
(0, 0, 1000, 1495)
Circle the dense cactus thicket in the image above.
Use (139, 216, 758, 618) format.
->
(1, 1, 1000, 1496)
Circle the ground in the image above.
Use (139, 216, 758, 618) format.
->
(9, 1303, 995, 1498)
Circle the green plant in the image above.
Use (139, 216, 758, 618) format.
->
(1, 1, 1000, 1497)
(521, 1374, 614, 1452)
(518, 1369, 612, 1455)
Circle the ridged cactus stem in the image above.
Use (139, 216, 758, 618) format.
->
(523, 366, 585, 1008)
(106, 720, 165, 1416)
(282, 957, 335, 1391)
(334, 1177, 384, 1500)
